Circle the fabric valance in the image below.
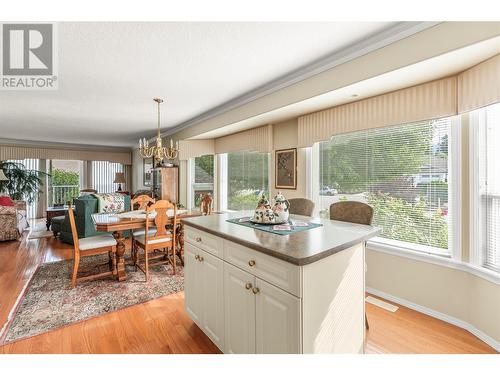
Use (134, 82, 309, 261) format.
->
(297, 76, 458, 148)
(178, 139, 215, 160)
(458, 53, 500, 113)
(0, 144, 132, 165)
(214, 124, 273, 154)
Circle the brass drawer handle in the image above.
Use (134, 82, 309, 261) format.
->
(245, 282, 252, 290)
(198, 256, 204, 262)
(248, 260, 256, 267)
(195, 237, 202, 242)
(194, 254, 200, 260)
(252, 287, 260, 295)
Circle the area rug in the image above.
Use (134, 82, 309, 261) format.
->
(2, 254, 184, 344)
(27, 230, 54, 239)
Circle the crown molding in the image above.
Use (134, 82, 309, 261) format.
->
(0, 138, 133, 153)
(161, 21, 441, 138)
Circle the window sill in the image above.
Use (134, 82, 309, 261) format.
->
(367, 240, 500, 285)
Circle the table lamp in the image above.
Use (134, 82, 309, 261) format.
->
(114, 172, 126, 192)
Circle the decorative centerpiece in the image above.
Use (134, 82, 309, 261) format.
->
(272, 191, 290, 223)
(251, 195, 275, 224)
(251, 192, 290, 224)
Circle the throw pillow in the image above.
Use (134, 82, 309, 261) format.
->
(0, 196, 15, 207)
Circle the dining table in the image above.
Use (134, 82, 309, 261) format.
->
(92, 209, 202, 281)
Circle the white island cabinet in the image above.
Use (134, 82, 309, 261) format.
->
(183, 213, 380, 354)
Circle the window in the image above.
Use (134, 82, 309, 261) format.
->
(49, 160, 82, 206)
(315, 117, 454, 255)
(470, 102, 500, 272)
(222, 151, 270, 211)
(7, 159, 40, 219)
(190, 155, 215, 209)
(92, 161, 125, 193)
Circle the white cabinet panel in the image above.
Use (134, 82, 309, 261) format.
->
(255, 278, 301, 354)
(184, 244, 202, 325)
(224, 240, 301, 297)
(223, 262, 256, 354)
(185, 227, 223, 258)
(201, 250, 225, 351)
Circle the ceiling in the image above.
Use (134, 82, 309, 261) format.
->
(192, 35, 500, 139)
(0, 22, 402, 147)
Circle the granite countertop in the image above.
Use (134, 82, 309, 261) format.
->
(182, 211, 381, 266)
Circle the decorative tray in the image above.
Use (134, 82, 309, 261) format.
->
(249, 219, 289, 225)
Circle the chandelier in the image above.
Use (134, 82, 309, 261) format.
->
(139, 98, 179, 164)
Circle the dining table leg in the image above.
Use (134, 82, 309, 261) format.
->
(113, 230, 127, 281)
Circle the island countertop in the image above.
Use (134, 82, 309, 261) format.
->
(181, 211, 381, 266)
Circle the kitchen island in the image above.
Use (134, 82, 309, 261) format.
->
(182, 211, 380, 354)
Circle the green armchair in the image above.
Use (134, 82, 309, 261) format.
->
(59, 195, 131, 244)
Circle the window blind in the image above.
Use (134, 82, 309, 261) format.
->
(318, 118, 452, 253)
(474, 102, 500, 272)
(91, 161, 126, 194)
(226, 151, 269, 211)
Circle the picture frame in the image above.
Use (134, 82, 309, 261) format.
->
(143, 158, 153, 186)
(275, 148, 297, 190)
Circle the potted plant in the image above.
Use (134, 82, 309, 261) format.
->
(0, 161, 48, 204)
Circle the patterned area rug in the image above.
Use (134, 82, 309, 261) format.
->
(2, 254, 184, 344)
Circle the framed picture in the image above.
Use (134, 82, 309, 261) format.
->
(275, 148, 297, 190)
(143, 158, 153, 186)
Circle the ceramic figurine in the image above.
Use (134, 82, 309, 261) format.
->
(272, 191, 290, 223)
(252, 194, 275, 223)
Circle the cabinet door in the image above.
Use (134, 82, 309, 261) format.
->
(160, 167, 179, 203)
(200, 250, 225, 351)
(223, 263, 256, 354)
(255, 278, 301, 354)
(184, 244, 202, 325)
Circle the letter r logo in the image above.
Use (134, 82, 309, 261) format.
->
(2, 24, 53, 75)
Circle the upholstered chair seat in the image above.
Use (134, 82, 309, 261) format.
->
(132, 227, 157, 237)
(134, 231, 172, 245)
(78, 234, 117, 251)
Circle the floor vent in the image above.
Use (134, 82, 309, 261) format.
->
(366, 296, 399, 312)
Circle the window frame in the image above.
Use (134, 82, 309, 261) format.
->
(311, 116, 461, 260)
(187, 155, 216, 211)
(469, 105, 500, 273)
(218, 151, 271, 212)
(186, 155, 218, 210)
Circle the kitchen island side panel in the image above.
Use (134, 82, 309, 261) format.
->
(302, 243, 365, 354)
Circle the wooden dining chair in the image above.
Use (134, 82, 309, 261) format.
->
(200, 193, 213, 215)
(288, 198, 315, 217)
(132, 200, 178, 281)
(329, 201, 374, 330)
(67, 206, 118, 287)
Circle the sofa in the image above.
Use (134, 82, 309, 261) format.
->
(58, 194, 131, 244)
(0, 200, 28, 241)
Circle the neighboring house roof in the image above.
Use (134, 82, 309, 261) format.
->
(418, 155, 447, 174)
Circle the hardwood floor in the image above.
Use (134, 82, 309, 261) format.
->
(0, 220, 496, 354)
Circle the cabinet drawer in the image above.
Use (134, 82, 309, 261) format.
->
(223, 240, 301, 297)
(185, 227, 223, 258)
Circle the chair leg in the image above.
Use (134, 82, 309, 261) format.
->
(132, 241, 137, 269)
(365, 313, 369, 330)
(172, 246, 176, 275)
(71, 254, 80, 288)
(145, 249, 149, 282)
